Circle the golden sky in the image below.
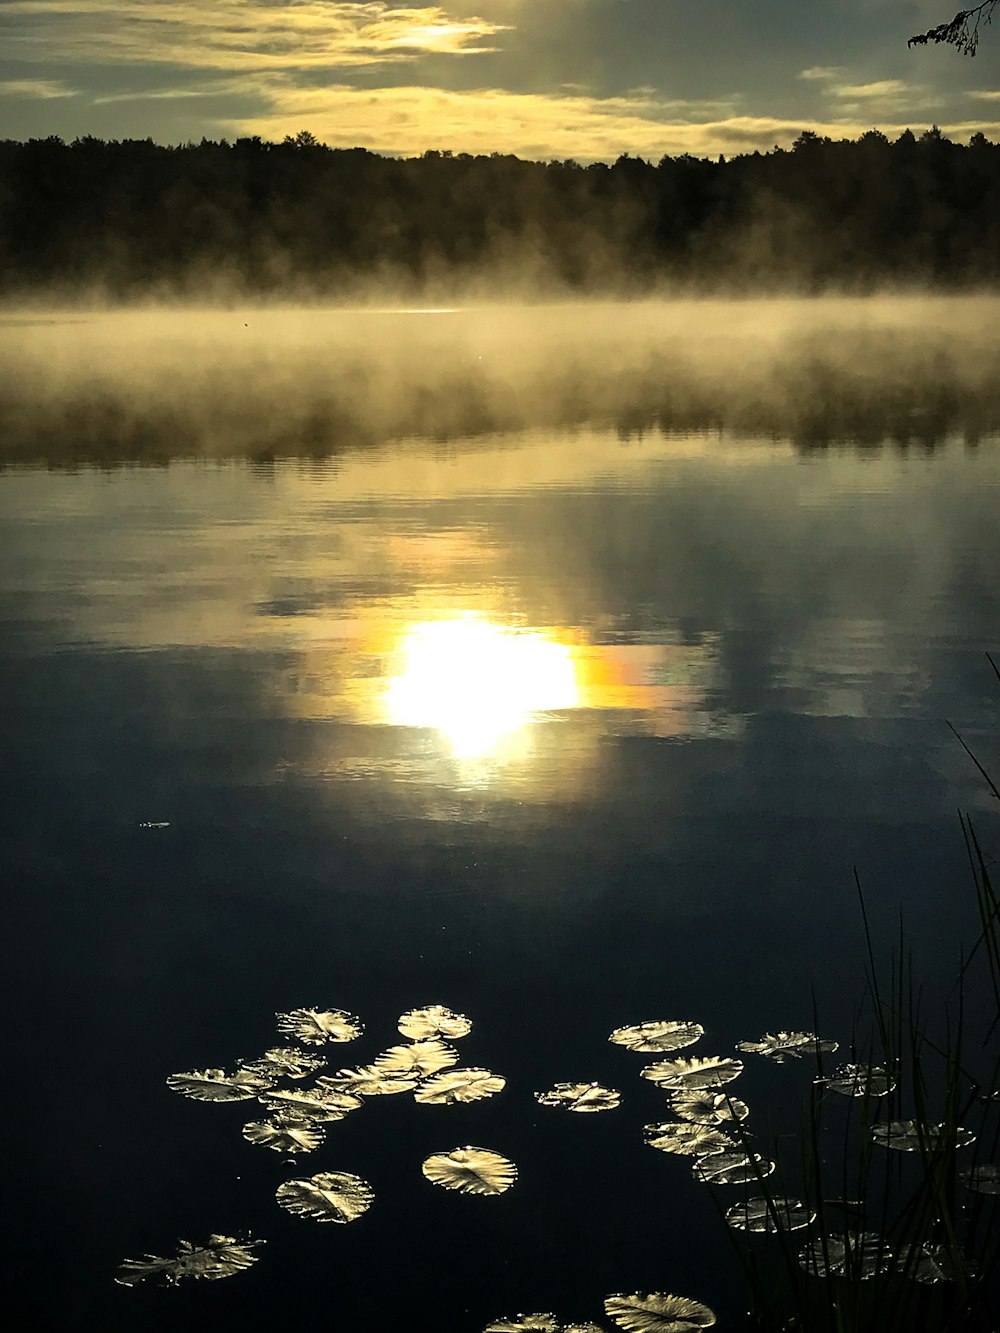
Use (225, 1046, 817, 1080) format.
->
(1, 1, 999, 159)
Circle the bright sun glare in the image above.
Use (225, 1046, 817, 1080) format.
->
(384, 617, 579, 759)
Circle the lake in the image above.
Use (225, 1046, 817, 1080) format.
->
(2, 299, 998, 1331)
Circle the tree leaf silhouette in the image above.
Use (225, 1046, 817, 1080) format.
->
(116, 1235, 264, 1286)
(242, 1115, 326, 1153)
(275, 1008, 363, 1045)
(641, 1057, 743, 1090)
(399, 1005, 473, 1040)
(725, 1197, 814, 1232)
(166, 1068, 274, 1102)
(644, 1122, 735, 1156)
(375, 1039, 459, 1077)
(257, 1086, 362, 1121)
(422, 1147, 517, 1195)
(669, 1091, 749, 1126)
(534, 1082, 621, 1112)
(603, 1291, 716, 1330)
(737, 1031, 838, 1062)
(415, 1068, 506, 1104)
(609, 1021, 704, 1053)
(275, 1171, 374, 1223)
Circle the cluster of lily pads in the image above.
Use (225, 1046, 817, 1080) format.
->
(116, 1007, 995, 1326)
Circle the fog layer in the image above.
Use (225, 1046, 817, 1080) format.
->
(1, 297, 999, 467)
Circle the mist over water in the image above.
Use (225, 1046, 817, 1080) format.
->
(2, 297, 998, 1331)
(2, 296, 1000, 466)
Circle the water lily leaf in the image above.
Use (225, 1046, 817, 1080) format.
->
(603, 1291, 716, 1331)
(871, 1120, 975, 1152)
(693, 1151, 775, 1186)
(375, 1039, 459, 1077)
(736, 1032, 838, 1063)
(895, 1243, 966, 1284)
(240, 1048, 326, 1080)
(644, 1122, 735, 1156)
(641, 1057, 743, 1090)
(275, 1171, 374, 1223)
(166, 1068, 274, 1102)
(798, 1232, 893, 1279)
(669, 1091, 749, 1126)
(415, 1067, 506, 1105)
(484, 1317, 560, 1332)
(725, 1197, 815, 1232)
(116, 1235, 264, 1286)
(422, 1147, 517, 1195)
(275, 1007, 363, 1045)
(961, 1163, 1000, 1194)
(316, 1066, 420, 1096)
(399, 1005, 473, 1041)
(817, 1063, 896, 1097)
(534, 1083, 621, 1113)
(242, 1115, 326, 1153)
(258, 1086, 362, 1121)
(609, 1021, 704, 1054)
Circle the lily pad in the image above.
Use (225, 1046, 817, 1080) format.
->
(817, 1063, 896, 1098)
(871, 1120, 975, 1152)
(116, 1235, 264, 1286)
(725, 1197, 815, 1233)
(534, 1083, 621, 1113)
(415, 1068, 507, 1105)
(798, 1232, 893, 1279)
(641, 1057, 743, 1091)
(317, 1066, 420, 1096)
(242, 1115, 326, 1154)
(961, 1163, 1000, 1194)
(399, 1005, 473, 1041)
(375, 1039, 459, 1077)
(166, 1068, 274, 1102)
(644, 1122, 736, 1156)
(737, 1032, 838, 1063)
(604, 1292, 716, 1331)
(693, 1151, 775, 1186)
(895, 1243, 967, 1284)
(484, 1318, 560, 1332)
(240, 1048, 326, 1080)
(422, 1147, 517, 1195)
(609, 1021, 704, 1054)
(258, 1086, 362, 1121)
(275, 1171, 374, 1223)
(669, 1091, 749, 1126)
(275, 1008, 363, 1045)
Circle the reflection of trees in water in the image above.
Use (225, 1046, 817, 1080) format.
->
(2, 331, 998, 468)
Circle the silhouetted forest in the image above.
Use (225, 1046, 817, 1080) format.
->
(2, 128, 1000, 298)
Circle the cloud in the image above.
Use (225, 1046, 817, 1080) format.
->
(0, 78, 77, 99)
(797, 66, 845, 82)
(217, 80, 1000, 160)
(0, 0, 509, 71)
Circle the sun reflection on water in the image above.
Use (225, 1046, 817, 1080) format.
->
(383, 616, 579, 759)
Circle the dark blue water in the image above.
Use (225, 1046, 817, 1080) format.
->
(2, 306, 998, 1332)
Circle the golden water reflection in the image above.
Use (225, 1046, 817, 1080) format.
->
(284, 607, 740, 788)
(384, 617, 579, 759)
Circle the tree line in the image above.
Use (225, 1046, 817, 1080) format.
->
(1, 127, 999, 298)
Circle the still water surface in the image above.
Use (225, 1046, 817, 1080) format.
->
(2, 303, 998, 1330)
